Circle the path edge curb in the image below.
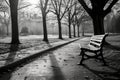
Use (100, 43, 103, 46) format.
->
(0, 38, 79, 73)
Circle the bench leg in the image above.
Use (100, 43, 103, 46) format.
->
(100, 51, 106, 65)
(79, 49, 83, 56)
(78, 50, 85, 65)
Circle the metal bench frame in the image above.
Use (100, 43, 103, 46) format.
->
(79, 34, 108, 65)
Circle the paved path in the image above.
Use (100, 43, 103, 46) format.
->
(0, 38, 100, 80)
(0, 36, 120, 80)
(0, 38, 78, 70)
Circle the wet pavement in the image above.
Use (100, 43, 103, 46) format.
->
(0, 34, 120, 80)
(0, 38, 78, 68)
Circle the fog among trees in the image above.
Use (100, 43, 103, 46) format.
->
(0, 0, 120, 44)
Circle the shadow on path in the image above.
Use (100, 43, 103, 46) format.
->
(105, 43, 120, 51)
(82, 63, 120, 80)
(5, 44, 19, 65)
(47, 42, 65, 80)
(0, 44, 19, 80)
(0, 42, 66, 80)
(80, 42, 120, 80)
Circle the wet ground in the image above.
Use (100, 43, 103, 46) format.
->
(0, 35, 73, 68)
(0, 34, 120, 80)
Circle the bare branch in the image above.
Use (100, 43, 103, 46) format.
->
(50, 0, 58, 13)
(104, 0, 119, 16)
(49, 9, 56, 14)
(5, 0, 10, 6)
(78, 0, 92, 15)
(60, 0, 76, 20)
(18, 4, 32, 10)
(58, 0, 62, 14)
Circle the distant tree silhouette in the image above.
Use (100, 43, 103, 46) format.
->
(78, 0, 119, 35)
(76, 11, 91, 37)
(0, 1, 10, 36)
(50, 0, 72, 39)
(108, 13, 120, 33)
(76, 11, 85, 37)
(0, 0, 31, 37)
(72, 3, 77, 37)
(63, 0, 75, 38)
(9, 0, 20, 44)
(63, 0, 79, 38)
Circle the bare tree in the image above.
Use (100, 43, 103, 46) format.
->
(3, 11, 10, 36)
(50, 0, 72, 39)
(71, 1, 81, 37)
(39, 0, 50, 42)
(7, 0, 32, 44)
(64, 0, 77, 38)
(72, 2, 78, 37)
(76, 10, 90, 37)
(78, 0, 119, 35)
(63, 0, 84, 38)
(0, 1, 10, 36)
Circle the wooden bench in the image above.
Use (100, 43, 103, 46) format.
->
(78, 34, 108, 65)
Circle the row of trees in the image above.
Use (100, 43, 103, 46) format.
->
(39, 0, 91, 41)
(34, 0, 119, 41)
(0, 0, 119, 44)
(0, 0, 32, 42)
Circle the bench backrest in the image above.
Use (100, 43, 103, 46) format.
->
(88, 34, 108, 49)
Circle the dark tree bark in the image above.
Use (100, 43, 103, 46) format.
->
(68, 10, 72, 38)
(73, 24, 76, 37)
(9, 0, 20, 44)
(68, 25, 72, 38)
(78, 0, 119, 35)
(82, 25, 84, 36)
(68, 23, 72, 38)
(42, 14, 48, 42)
(92, 15, 105, 35)
(77, 24, 80, 37)
(57, 15, 62, 39)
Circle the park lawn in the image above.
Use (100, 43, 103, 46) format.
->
(0, 35, 69, 54)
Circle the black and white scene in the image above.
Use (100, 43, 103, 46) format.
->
(0, 0, 120, 80)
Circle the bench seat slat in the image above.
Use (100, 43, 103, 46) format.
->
(89, 41, 101, 48)
(90, 39, 102, 43)
(81, 45, 100, 51)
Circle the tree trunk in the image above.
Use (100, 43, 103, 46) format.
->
(92, 15, 105, 35)
(57, 17, 62, 39)
(68, 11, 72, 38)
(9, 0, 20, 44)
(4, 12, 9, 36)
(77, 25, 80, 37)
(68, 24, 71, 38)
(4, 21, 9, 36)
(73, 24, 76, 37)
(68, 16, 71, 38)
(6, 24, 9, 36)
(42, 14, 48, 42)
(81, 25, 84, 36)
